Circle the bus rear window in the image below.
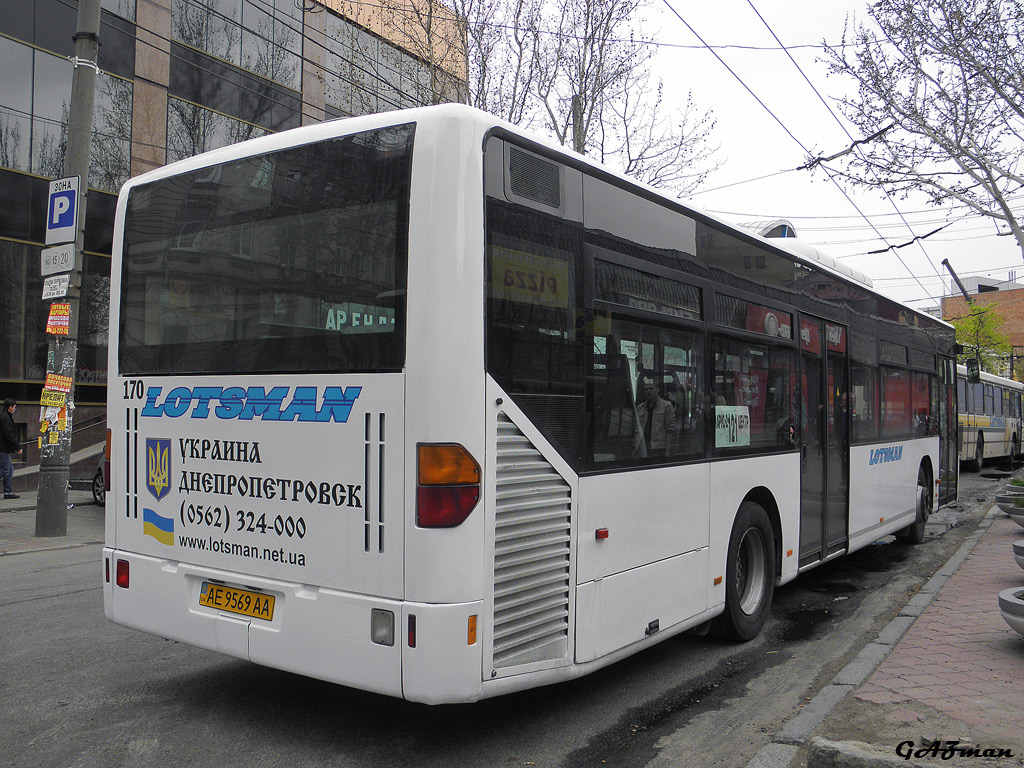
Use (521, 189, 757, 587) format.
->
(118, 124, 413, 375)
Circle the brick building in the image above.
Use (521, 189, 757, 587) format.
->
(941, 275, 1024, 378)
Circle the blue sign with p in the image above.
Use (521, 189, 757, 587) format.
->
(49, 191, 75, 229)
(45, 177, 79, 246)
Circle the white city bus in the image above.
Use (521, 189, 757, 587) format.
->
(103, 105, 957, 704)
(956, 363, 1023, 471)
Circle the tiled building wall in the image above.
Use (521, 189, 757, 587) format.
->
(0, 0, 466, 486)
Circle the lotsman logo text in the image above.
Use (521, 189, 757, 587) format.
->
(868, 445, 903, 465)
(140, 386, 361, 422)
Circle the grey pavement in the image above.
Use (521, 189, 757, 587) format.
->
(0, 488, 104, 555)
(2, 481, 1023, 767)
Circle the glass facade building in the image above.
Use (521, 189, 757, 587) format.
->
(0, 0, 465, 481)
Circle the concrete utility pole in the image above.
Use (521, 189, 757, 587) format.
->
(36, 0, 101, 537)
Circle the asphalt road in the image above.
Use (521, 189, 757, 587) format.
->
(0, 466, 1008, 768)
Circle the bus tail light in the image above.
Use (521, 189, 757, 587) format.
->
(116, 559, 130, 589)
(416, 444, 481, 527)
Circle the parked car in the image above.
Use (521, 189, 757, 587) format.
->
(92, 453, 107, 506)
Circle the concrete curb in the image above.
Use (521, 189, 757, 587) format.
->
(806, 737, 905, 768)
(743, 506, 999, 768)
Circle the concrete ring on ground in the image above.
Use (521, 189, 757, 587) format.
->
(996, 494, 1024, 515)
(1006, 509, 1024, 529)
(1014, 540, 1024, 573)
(999, 587, 1024, 637)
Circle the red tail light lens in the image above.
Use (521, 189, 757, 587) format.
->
(416, 444, 480, 527)
(116, 559, 130, 589)
(416, 486, 480, 527)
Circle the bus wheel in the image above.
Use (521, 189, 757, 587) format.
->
(711, 501, 776, 641)
(896, 465, 931, 545)
(971, 435, 984, 472)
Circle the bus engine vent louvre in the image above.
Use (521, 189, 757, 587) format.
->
(508, 146, 562, 210)
(492, 414, 571, 670)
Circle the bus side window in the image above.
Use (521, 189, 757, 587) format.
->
(712, 335, 798, 453)
(589, 317, 703, 466)
(881, 366, 911, 439)
(851, 362, 878, 442)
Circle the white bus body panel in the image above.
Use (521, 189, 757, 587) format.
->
(106, 374, 404, 595)
(848, 438, 937, 552)
(577, 465, 711, 583)
(102, 548, 406, 696)
(575, 465, 709, 662)
(575, 548, 709, 663)
(709, 453, 801, 585)
(104, 374, 408, 693)
(402, 110, 490, 607)
(574, 453, 798, 663)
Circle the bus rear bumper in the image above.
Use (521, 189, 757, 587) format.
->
(103, 547, 409, 697)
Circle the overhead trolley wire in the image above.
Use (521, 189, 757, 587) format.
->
(742, 0, 946, 295)
(660, 0, 942, 305)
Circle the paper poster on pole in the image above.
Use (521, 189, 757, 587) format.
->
(44, 373, 73, 393)
(40, 389, 67, 408)
(46, 302, 71, 335)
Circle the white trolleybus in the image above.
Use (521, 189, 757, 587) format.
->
(956, 363, 1024, 471)
(103, 105, 958, 704)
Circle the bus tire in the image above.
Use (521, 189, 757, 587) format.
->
(971, 434, 984, 472)
(896, 464, 931, 545)
(711, 501, 776, 642)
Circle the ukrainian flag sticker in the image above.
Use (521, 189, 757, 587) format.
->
(143, 507, 174, 546)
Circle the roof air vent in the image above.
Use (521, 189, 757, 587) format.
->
(507, 145, 563, 212)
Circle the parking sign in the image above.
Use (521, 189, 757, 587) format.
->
(46, 177, 79, 245)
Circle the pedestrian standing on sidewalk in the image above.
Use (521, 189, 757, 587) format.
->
(1, 398, 22, 500)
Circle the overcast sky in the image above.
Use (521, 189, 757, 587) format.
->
(644, 0, 1023, 312)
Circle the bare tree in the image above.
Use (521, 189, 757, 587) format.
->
(90, 74, 132, 192)
(377, 0, 468, 105)
(597, 70, 719, 192)
(0, 112, 25, 172)
(450, 0, 540, 126)
(320, 0, 719, 194)
(478, 0, 719, 195)
(821, 0, 1024, 261)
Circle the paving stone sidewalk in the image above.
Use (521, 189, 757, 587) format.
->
(854, 510, 1024, 736)
(0, 489, 104, 555)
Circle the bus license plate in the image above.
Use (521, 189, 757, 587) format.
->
(199, 582, 275, 621)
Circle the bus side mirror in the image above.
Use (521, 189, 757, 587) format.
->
(966, 358, 981, 384)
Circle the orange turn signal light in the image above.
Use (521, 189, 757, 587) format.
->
(418, 444, 480, 486)
(416, 444, 481, 528)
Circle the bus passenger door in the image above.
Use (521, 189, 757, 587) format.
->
(938, 359, 958, 504)
(799, 317, 849, 566)
(824, 324, 849, 556)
